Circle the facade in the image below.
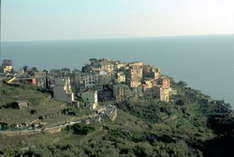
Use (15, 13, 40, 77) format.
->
(127, 61, 144, 88)
(53, 78, 74, 103)
(71, 70, 112, 91)
(113, 84, 131, 102)
(153, 86, 170, 103)
(81, 89, 98, 110)
(153, 68, 161, 79)
(116, 62, 127, 70)
(143, 65, 160, 79)
(115, 72, 126, 83)
(33, 72, 47, 88)
(142, 79, 154, 97)
(83, 73, 99, 88)
(49, 68, 71, 78)
(156, 77, 171, 89)
(83, 58, 115, 73)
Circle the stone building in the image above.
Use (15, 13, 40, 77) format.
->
(113, 84, 131, 102)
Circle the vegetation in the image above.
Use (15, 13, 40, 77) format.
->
(0, 81, 233, 157)
(66, 123, 95, 135)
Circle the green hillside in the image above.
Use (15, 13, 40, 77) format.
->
(0, 81, 233, 157)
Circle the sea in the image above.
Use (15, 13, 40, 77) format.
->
(1, 35, 234, 107)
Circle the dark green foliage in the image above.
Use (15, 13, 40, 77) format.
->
(66, 123, 95, 135)
(117, 99, 174, 123)
(0, 80, 233, 157)
(207, 114, 234, 136)
(30, 109, 37, 115)
(0, 122, 8, 130)
(202, 135, 234, 157)
(62, 108, 78, 116)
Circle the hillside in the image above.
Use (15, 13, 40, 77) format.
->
(0, 80, 233, 157)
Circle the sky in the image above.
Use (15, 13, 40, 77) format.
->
(2, 0, 234, 41)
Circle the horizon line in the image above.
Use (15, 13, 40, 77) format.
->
(2, 33, 234, 43)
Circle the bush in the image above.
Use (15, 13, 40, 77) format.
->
(0, 122, 8, 131)
(67, 124, 95, 135)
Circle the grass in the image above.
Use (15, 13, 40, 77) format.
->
(0, 83, 93, 130)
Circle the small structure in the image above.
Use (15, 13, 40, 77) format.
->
(106, 105, 118, 121)
(143, 65, 160, 79)
(7, 101, 29, 109)
(81, 89, 98, 110)
(53, 78, 74, 103)
(2, 59, 13, 73)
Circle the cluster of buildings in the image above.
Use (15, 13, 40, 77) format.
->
(0, 58, 175, 111)
(71, 58, 174, 107)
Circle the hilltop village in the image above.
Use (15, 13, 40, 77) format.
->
(0, 58, 175, 112)
(0, 58, 233, 157)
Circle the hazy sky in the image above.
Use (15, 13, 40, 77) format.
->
(2, 0, 234, 41)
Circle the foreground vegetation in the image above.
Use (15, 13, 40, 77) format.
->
(0, 81, 233, 157)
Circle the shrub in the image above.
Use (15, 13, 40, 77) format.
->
(67, 124, 95, 135)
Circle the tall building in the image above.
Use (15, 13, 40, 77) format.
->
(127, 61, 144, 88)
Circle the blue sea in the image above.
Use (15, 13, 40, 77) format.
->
(2, 35, 234, 106)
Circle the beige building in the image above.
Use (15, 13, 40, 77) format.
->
(152, 68, 161, 79)
(156, 76, 171, 89)
(81, 89, 98, 110)
(127, 61, 144, 88)
(115, 72, 126, 83)
(153, 86, 170, 103)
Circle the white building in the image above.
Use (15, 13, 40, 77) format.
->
(81, 89, 98, 110)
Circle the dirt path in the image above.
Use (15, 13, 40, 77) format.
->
(0, 114, 99, 137)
